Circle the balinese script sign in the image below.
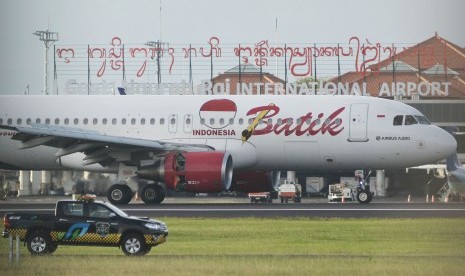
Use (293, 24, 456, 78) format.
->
(53, 36, 451, 97)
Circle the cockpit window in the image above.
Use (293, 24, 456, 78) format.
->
(393, 115, 403, 126)
(414, 115, 431, 125)
(405, 115, 418, 125)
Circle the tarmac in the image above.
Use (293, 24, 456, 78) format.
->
(1, 195, 465, 218)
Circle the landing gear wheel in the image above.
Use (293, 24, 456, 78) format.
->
(155, 185, 166, 203)
(357, 190, 373, 204)
(27, 231, 53, 255)
(121, 233, 147, 256)
(108, 184, 132, 204)
(140, 184, 165, 204)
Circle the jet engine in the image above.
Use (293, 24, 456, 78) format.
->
(137, 152, 233, 193)
(230, 171, 281, 193)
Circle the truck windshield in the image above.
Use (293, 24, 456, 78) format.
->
(105, 202, 129, 217)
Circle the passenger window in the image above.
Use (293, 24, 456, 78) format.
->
(210, 118, 215, 125)
(150, 118, 155, 125)
(74, 118, 79, 125)
(239, 118, 244, 125)
(229, 118, 234, 125)
(45, 118, 51, 124)
(186, 118, 191, 125)
(171, 118, 176, 125)
(200, 118, 205, 125)
(17, 118, 22, 125)
(88, 203, 111, 218)
(62, 202, 84, 217)
(131, 118, 136, 125)
(93, 118, 98, 125)
(140, 118, 145, 125)
(36, 118, 41, 124)
(26, 118, 31, 125)
(220, 118, 224, 125)
(64, 118, 69, 125)
(83, 118, 88, 125)
(121, 118, 127, 125)
(102, 118, 107, 125)
(405, 115, 418, 125)
(160, 118, 165, 125)
(55, 118, 60, 125)
(393, 115, 403, 126)
(112, 118, 117, 125)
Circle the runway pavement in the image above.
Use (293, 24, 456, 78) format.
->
(1, 196, 465, 218)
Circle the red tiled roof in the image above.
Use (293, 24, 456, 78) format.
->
(370, 35, 465, 71)
(336, 34, 465, 99)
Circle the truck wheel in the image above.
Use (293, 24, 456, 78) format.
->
(357, 190, 372, 204)
(121, 233, 147, 256)
(27, 231, 53, 255)
(49, 243, 58, 254)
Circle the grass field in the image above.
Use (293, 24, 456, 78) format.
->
(1, 217, 465, 275)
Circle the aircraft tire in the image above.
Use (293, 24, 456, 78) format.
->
(108, 184, 132, 205)
(154, 184, 166, 204)
(356, 190, 373, 204)
(121, 185, 133, 204)
(141, 184, 165, 204)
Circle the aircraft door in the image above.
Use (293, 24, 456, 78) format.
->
(348, 103, 368, 142)
(184, 114, 193, 133)
(169, 114, 178, 133)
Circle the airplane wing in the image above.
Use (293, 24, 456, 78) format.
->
(2, 123, 213, 167)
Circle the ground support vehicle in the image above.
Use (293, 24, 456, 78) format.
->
(248, 192, 273, 203)
(279, 183, 302, 203)
(328, 184, 353, 202)
(2, 195, 168, 256)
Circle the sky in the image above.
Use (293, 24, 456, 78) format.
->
(0, 0, 464, 95)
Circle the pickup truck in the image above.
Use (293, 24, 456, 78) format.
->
(2, 196, 168, 256)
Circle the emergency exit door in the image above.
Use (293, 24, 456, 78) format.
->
(348, 103, 368, 142)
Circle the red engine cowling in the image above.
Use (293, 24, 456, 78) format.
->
(230, 171, 281, 193)
(137, 152, 233, 193)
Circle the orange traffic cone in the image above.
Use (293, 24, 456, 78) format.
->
(431, 195, 435, 203)
(445, 195, 449, 203)
(407, 194, 411, 203)
(341, 196, 345, 203)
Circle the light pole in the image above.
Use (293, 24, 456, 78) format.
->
(145, 41, 167, 84)
(33, 30, 58, 95)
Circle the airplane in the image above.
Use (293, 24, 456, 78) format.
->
(0, 94, 457, 204)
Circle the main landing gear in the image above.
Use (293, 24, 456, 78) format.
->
(107, 183, 165, 205)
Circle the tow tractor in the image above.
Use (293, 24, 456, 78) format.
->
(328, 170, 373, 203)
(248, 192, 273, 204)
(278, 181, 302, 203)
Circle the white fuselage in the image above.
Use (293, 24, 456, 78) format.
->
(0, 95, 457, 173)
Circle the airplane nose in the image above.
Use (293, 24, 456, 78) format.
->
(435, 128, 457, 159)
